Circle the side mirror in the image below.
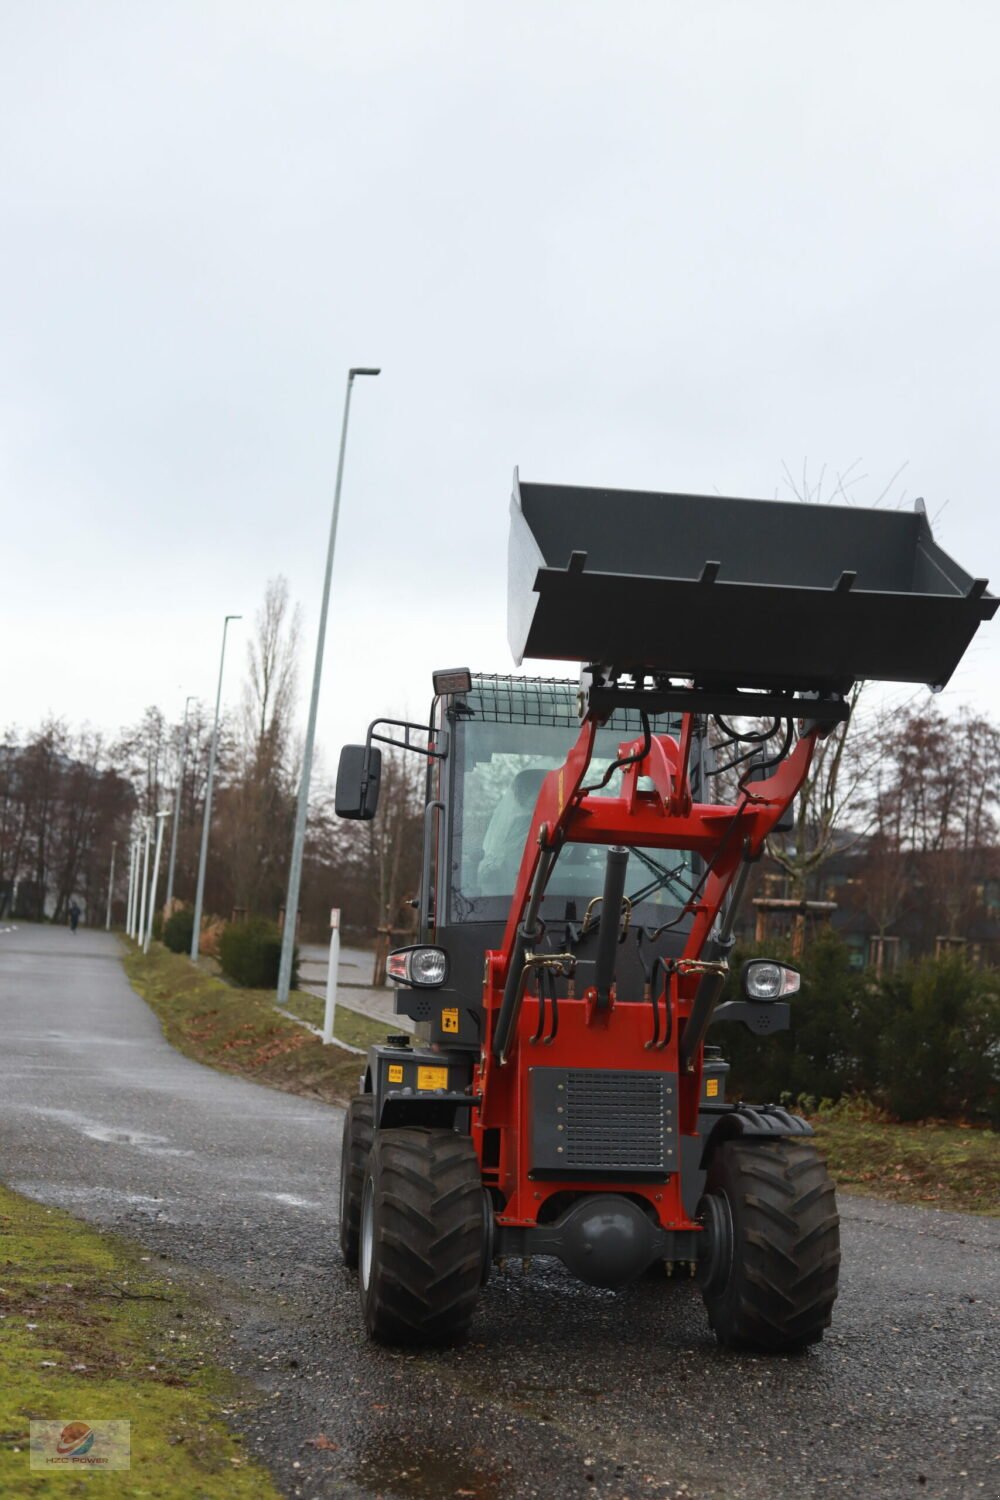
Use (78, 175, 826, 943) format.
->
(335, 744, 382, 820)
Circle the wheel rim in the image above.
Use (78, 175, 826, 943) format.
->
(360, 1175, 375, 1291)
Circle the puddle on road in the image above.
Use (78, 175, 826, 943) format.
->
(259, 1191, 321, 1210)
(11, 1181, 170, 1221)
(18, 1106, 193, 1155)
(346, 1434, 504, 1499)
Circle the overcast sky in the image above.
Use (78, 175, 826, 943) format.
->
(3, 2, 998, 766)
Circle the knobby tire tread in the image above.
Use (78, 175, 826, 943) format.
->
(702, 1137, 840, 1352)
(339, 1094, 375, 1268)
(361, 1128, 483, 1346)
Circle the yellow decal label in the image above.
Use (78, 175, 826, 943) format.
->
(417, 1066, 449, 1091)
(706, 1078, 719, 1098)
(387, 1064, 404, 1084)
(441, 1007, 460, 1034)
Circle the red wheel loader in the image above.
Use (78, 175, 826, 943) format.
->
(336, 475, 996, 1350)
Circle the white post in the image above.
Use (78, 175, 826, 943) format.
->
(137, 819, 151, 947)
(105, 841, 117, 931)
(125, 841, 137, 937)
(144, 812, 171, 953)
(322, 907, 341, 1045)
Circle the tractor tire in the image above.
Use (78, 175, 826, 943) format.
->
(359, 1127, 484, 1346)
(698, 1137, 840, 1352)
(339, 1094, 375, 1269)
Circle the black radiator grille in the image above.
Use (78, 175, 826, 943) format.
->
(566, 1071, 665, 1169)
(530, 1067, 676, 1177)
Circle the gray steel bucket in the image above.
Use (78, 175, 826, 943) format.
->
(508, 473, 996, 692)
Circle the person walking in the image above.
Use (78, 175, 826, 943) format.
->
(68, 901, 81, 934)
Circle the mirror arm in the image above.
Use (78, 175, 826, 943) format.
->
(365, 718, 448, 761)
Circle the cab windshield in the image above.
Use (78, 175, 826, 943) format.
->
(447, 679, 697, 925)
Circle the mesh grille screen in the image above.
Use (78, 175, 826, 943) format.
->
(565, 1070, 666, 1171)
(459, 675, 679, 733)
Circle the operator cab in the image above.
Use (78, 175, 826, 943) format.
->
(337, 673, 709, 1049)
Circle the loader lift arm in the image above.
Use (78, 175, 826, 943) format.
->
(489, 676, 828, 1069)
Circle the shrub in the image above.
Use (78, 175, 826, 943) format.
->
(720, 930, 868, 1107)
(718, 933, 999, 1127)
(163, 906, 194, 954)
(218, 917, 297, 990)
(878, 957, 1000, 1125)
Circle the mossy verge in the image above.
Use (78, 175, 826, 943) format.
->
(0, 1183, 281, 1498)
(810, 1098, 1000, 1216)
(122, 944, 368, 1106)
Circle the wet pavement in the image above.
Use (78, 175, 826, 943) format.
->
(0, 924, 998, 1499)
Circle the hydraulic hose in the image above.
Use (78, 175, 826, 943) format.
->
(678, 850, 753, 1073)
(594, 847, 629, 1010)
(493, 845, 557, 1064)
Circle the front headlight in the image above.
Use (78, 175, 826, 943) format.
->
(741, 959, 800, 1001)
(386, 946, 449, 988)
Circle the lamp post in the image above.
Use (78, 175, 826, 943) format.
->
(137, 818, 152, 947)
(190, 615, 241, 962)
(105, 841, 117, 931)
(165, 695, 197, 914)
(130, 836, 141, 938)
(125, 839, 137, 937)
(276, 365, 381, 1003)
(144, 810, 171, 954)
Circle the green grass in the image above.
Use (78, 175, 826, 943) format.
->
(810, 1097, 1000, 1215)
(123, 943, 365, 1105)
(0, 1184, 281, 1498)
(284, 990, 389, 1050)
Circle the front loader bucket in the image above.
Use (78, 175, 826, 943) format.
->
(508, 474, 996, 692)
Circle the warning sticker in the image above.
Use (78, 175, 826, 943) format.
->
(387, 1064, 404, 1084)
(441, 1007, 460, 1034)
(417, 1066, 449, 1092)
(706, 1078, 720, 1098)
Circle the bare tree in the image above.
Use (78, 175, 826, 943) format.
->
(225, 577, 301, 915)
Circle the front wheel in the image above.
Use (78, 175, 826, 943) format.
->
(359, 1128, 484, 1346)
(698, 1137, 840, 1352)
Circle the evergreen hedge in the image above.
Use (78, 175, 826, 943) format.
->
(719, 932, 1000, 1127)
(218, 917, 297, 990)
(162, 906, 195, 955)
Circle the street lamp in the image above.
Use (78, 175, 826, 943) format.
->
(276, 365, 381, 1003)
(105, 841, 117, 931)
(165, 695, 197, 914)
(144, 810, 172, 954)
(190, 615, 241, 962)
(137, 817, 152, 947)
(125, 838, 138, 937)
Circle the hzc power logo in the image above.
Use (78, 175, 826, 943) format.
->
(30, 1419, 131, 1470)
(55, 1422, 95, 1457)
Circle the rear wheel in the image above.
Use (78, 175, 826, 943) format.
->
(339, 1094, 374, 1268)
(359, 1128, 484, 1346)
(698, 1137, 840, 1352)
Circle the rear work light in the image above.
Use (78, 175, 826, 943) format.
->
(386, 946, 449, 988)
(741, 960, 800, 1001)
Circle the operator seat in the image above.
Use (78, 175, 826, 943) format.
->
(478, 768, 548, 895)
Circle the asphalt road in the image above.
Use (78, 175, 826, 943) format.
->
(1, 925, 997, 1500)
